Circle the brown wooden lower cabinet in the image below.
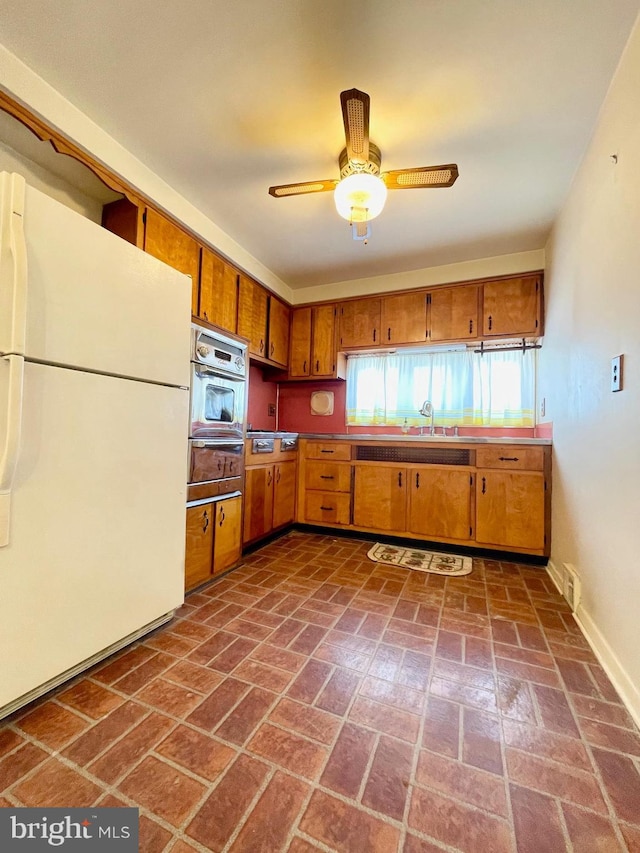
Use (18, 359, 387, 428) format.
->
(304, 491, 351, 526)
(353, 464, 473, 541)
(353, 466, 405, 531)
(185, 495, 242, 591)
(408, 467, 473, 541)
(475, 469, 545, 551)
(298, 438, 551, 557)
(244, 460, 297, 545)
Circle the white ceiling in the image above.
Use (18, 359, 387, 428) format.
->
(0, 1, 638, 291)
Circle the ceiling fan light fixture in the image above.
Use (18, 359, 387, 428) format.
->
(334, 172, 387, 222)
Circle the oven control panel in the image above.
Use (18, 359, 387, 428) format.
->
(191, 324, 247, 379)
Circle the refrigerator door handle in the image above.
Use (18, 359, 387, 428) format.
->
(0, 173, 28, 356)
(0, 355, 24, 546)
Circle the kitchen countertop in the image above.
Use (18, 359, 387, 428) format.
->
(298, 433, 552, 445)
(246, 431, 299, 439)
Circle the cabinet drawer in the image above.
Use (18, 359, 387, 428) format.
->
(475, 446, 544, 471)
(305, 491, 351, 525)
(305, 461, 351, 492)
(305, 442, 352, 461)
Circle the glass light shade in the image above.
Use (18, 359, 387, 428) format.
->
(334, 173, 387, 222)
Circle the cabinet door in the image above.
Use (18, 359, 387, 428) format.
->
(268, 298, 290, 367)
(289, 307, 312, 377)
(213, 496, 242, 574)
(185, 503, 214, 590)
(238, 275, 268, 357)
(429, 285, 479, 342)
(482, 276, 541, 337)
(353, 466, 406, 532)
(476, 470, 545, 550)
(243, 465, 274, 543)
(339, 298, 381, 348)
(381, 292, 428, 345)
(144, 208, 201, 317)
(199, 248, 238, 332)
(312, 304, 337, 376)
(408, 468, 472, 541)
(273, 461, 297, 529)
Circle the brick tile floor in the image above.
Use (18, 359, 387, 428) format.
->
(1, 531, 640, 851)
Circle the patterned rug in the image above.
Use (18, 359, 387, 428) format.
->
(367, 543, 472, 576)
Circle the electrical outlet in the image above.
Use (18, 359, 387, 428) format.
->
(268, 403, 276, 417)
(611, 355, 623, 392)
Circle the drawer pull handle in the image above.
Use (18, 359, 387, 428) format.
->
(267, 471, 273, 485)
(320, 475, 334, 479)
(498, 456, 519, 462)
(469, 319, 473, 334)
(219, 507, 225, 526)
(320, 449, 335, 453)
(481, 476, 486, 494)
(320, 505, 334, 511)
(202, 509, 209, 533)
(415, 472, 420, 489)
(398, 471, 402, 487)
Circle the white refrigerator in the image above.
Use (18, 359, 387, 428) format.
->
(0, 172, 192, 717)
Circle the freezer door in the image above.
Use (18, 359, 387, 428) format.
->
(0, 173, 191, 387)
(0, 360, 189, 710)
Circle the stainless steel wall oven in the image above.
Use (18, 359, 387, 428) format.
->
(188, 324, 248, 502)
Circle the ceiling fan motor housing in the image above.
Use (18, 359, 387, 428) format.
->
(339, 142, 382, 178)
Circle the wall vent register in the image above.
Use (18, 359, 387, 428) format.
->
(355, 446, 471, 466)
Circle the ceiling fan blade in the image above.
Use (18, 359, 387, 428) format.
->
(340, 88, 370, 166)
(382, 164, 459, 189)
(269, 179, 337, 198)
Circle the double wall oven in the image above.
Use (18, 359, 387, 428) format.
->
(188, 324, 247, 502)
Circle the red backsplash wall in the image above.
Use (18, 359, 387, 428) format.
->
(277, 378, 538, 438)
(252, 371, 543, 438)
(278, 381, 347, 433)
(247, 365, 277, 431)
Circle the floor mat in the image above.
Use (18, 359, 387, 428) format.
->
(367, 542, 472, 576)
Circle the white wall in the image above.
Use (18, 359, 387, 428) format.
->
(292, 249, 545, 304)
(0, 44, 293, 303)
(539, 15, 640, 721)
(0, 140, 104, 221)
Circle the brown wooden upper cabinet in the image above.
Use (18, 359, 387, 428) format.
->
(482, 275, 542, 337)
(199, 248, 238, 333)
(428, 284, 480, 342)
(339, 298, 381, 348)
(237, 274, 289, 367)
(237, 274, 269, 358)
(289, 304, 342, 379)
(143, 208, 201, 316)
(268, 297, 290, 367)
(381, 292, 428, 345)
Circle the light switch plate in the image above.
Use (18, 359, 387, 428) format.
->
(611, 355, 623, 392)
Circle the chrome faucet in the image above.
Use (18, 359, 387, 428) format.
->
(418, 400, 435, 436)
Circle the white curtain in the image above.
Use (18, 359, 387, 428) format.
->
(345, 349, 535, 427)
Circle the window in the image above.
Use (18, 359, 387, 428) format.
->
(345, 348, 535, 427)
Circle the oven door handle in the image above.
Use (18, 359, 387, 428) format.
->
(192, 440, 244, 450)
(194, 364, 245, 381)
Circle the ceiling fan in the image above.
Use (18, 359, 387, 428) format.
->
(269, 88, 459, 241)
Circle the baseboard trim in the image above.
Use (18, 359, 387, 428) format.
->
(545, 562, 640, 728)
